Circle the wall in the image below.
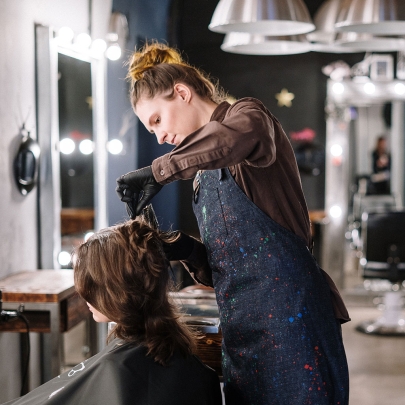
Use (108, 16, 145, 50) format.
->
(107, 0, 178, 230)
(0, 0, 111, 401)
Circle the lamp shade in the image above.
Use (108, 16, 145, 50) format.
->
(335, 0, 405, 35)
(221, 32, 311, 55)
(311, 42, 363, 53)
(336, 32, 405, 51)
(307, 0, 363, 53)
(209, 0, 315, 35)
(307, 0, 343, 43)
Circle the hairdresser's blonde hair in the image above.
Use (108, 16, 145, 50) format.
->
(74, 219, 198, 365)
(127, 41, 227, 107)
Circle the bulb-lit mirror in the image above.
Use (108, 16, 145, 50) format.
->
(35, 24, 108, 271)
(322, 78, 405, 288)
(58, 51, 95, 266)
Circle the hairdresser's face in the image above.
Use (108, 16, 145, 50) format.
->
(135, 84, 201, 146)
(87, 303, 111, 323)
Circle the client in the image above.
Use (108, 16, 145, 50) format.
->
(2, 216, 222, 405)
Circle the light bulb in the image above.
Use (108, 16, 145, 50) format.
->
(332, 82, 344, 95)
(364, 82, 375, 95)
(57, 26, 74, 45)
(84, 232, 94, 241)
(107, 139, 123, 154)
(330, 144, 343, 157)
(75, 32, 92, 49)
(394, 82, 405, 95)
(79, 139, 94, 155)
(106, 44, 122, 61)
(329, 205, 342, 219)
(58, 251, 71, 266)
(90, 39, 107, 57)
(60, 138, 75, 154)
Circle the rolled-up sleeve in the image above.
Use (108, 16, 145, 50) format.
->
(152, 99, 276, 184)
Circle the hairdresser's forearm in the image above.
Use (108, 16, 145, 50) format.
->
(152, 106, 276, 184)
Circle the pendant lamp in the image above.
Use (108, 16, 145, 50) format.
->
(307, 0, 362, 53)
(335, 0, 405, 35)
(221, 32, 311, 55)
(209, 0, 315, 36)
(336, 32, 405, 51)
(307, 0, 343, 44)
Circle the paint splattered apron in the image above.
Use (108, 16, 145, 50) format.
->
(193, 168, 349, 405)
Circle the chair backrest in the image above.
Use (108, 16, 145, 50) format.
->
(361, 210, 405, 281)
(353, 193, 400, 221)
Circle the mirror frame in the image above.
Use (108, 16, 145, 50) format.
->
(35, 24, 108, 270)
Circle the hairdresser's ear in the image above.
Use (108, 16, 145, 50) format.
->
(174, 83, 192, 103)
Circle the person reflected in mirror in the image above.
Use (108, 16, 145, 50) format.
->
(115, 41, 350, 405)
(370, 135, 391, 195)
(1, 218, 222, 405)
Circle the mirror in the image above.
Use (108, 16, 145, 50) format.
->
(35, 24, 108, 270)
(322, 78, 405, 288)
(58, 51, 95, 264)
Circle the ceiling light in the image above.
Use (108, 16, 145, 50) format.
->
(307, 0, 363, 53)
(221, 32, 311, 55)
(336, 32, 405, 51)
(335, 0, 405, 35)
(209, 0, 315, 35)
(307, 0, 343, 43)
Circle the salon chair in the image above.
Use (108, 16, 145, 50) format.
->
(356, 210, 405, 335)
(347, 181, 401, 250)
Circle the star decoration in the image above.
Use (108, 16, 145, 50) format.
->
(275, 88, 295, 107)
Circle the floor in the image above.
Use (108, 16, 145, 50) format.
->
(341, 306, 405, 405)
(64, 264, 405, 404)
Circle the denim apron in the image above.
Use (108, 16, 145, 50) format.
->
(193, 168, 349, 405)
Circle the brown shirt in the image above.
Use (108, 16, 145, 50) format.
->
(152, 97, 312, 248)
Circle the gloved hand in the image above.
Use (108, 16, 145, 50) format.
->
(162, 231, 195, 261)
(116, 166, 163, 219)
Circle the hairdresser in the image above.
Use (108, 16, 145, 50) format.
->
(116, 42, 350, 405)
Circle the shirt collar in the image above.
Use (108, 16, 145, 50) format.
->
(210, 101, 231, 123)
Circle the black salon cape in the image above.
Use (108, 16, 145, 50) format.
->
(2, 339, 222, 405)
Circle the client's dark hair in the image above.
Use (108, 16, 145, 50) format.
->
(74, 219, 197, 365)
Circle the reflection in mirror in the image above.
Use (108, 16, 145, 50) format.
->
(58, 53, 95, 266)
(322, 79, 405, 288)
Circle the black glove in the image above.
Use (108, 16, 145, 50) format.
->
(162, 232, 195, 261)
(116, 166, 163, 219)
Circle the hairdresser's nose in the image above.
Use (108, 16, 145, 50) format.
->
(156, 130, 167, 145)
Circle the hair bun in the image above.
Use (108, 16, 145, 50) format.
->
(128, 42, 184, 81)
